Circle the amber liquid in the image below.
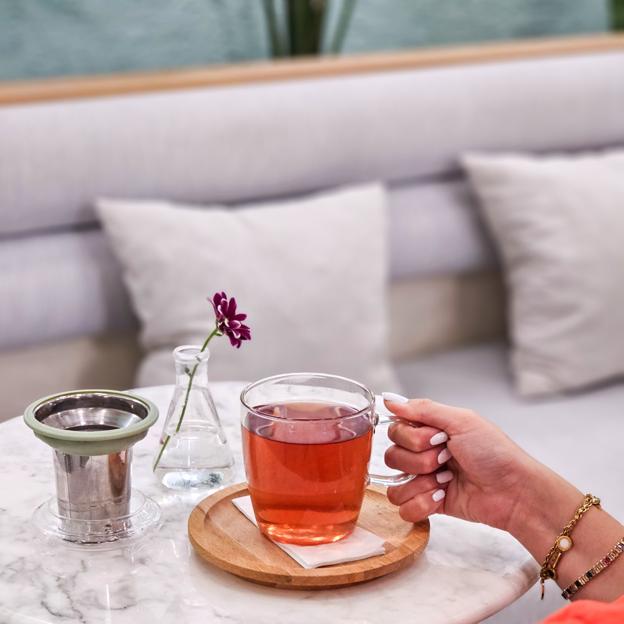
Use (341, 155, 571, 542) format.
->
(242, 401, 373, 545)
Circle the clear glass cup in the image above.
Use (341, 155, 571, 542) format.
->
(240, 373, 415, 545)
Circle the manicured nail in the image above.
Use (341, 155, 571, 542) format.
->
(430, 431, 448, 446)
(437, 448, 452, 464)
(382, 392, 409, 404)
(432, 489, 446, 502)
(436, 470, 454, 484)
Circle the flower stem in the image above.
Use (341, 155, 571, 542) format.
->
(152, 433, 170, 472)
(152, 327, 220, 471)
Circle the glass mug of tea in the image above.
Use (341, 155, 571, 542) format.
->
(240, 373, 416, 545)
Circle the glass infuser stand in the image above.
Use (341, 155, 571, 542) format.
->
(23, 390, 161, 547)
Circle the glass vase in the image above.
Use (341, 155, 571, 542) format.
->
(153, 345, 234, 490)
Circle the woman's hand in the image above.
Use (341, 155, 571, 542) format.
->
(381, 394, 624, 603)
(382, 394, 546, 533)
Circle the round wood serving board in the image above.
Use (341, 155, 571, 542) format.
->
(188, 482, 430, 590)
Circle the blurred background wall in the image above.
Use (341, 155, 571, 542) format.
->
(0, 0, 610, 81)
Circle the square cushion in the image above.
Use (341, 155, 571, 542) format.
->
(97, 184, 399, 392)
(463, 151, 624, 396)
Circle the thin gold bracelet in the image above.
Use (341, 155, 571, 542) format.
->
(539, 494, 601, 599)
(561, 537, 624, 600)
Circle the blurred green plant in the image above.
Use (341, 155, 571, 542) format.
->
(612, 0, 624, 30)
(261, 0, 357, 57)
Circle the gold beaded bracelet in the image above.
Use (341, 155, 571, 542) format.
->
(539, 494, 601, 599)
(561, 537, 624, 600)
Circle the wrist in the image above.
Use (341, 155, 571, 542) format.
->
(503, 459, 624, 600)
(506, 459, 583, 562)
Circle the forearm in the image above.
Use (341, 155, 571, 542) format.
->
(508, 461, 624, 601)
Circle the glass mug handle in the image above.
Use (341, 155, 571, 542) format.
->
(368, 413, 417, 486)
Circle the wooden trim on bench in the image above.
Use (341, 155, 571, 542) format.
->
(1, 33, 623, 106)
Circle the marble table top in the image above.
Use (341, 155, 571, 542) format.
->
(0, 384, 538, 624)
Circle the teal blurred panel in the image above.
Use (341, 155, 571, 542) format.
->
(0, 0, 610, 81)
(342, 0, 609, 51)
(0, 0, 268, 80)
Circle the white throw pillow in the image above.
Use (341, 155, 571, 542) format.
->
(463, 151, 624, 396)
(97, 184, 399, 392)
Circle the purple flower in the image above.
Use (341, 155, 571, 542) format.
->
(210, 292, 251, 348)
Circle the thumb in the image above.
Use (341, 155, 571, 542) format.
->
(382, 394, 471, 436)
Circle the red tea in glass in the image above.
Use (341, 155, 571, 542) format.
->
(242, 401, 373, 544)
(240, 374, 415, 545)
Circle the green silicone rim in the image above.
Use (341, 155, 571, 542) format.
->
(23, 389, 159, 443)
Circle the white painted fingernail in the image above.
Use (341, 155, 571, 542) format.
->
(437, 448, 452, 464)
(382, 392, 409, 404)
(430, 431, 448, 446)
(436, 470, 454, 484)
(432, 489, 446, 502)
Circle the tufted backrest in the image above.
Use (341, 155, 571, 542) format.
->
(1, 49, 623, 349)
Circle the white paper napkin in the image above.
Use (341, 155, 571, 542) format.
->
(232, 495, 386, 569)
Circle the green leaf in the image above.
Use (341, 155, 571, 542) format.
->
(262, 0, 286, 57)
(328, 0, 356, 54)
(612, 0, 624, 30)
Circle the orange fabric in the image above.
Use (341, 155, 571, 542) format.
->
(542, 595, 624, 623)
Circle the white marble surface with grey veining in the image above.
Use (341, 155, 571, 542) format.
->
(0, 384, 538, 624)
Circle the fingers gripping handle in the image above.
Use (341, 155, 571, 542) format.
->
(368, 414, 416, 487)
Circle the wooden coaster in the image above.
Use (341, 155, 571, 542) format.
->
(188, 482, 429, 590)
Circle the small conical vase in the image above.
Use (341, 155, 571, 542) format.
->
(153, 345, 234, 490)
